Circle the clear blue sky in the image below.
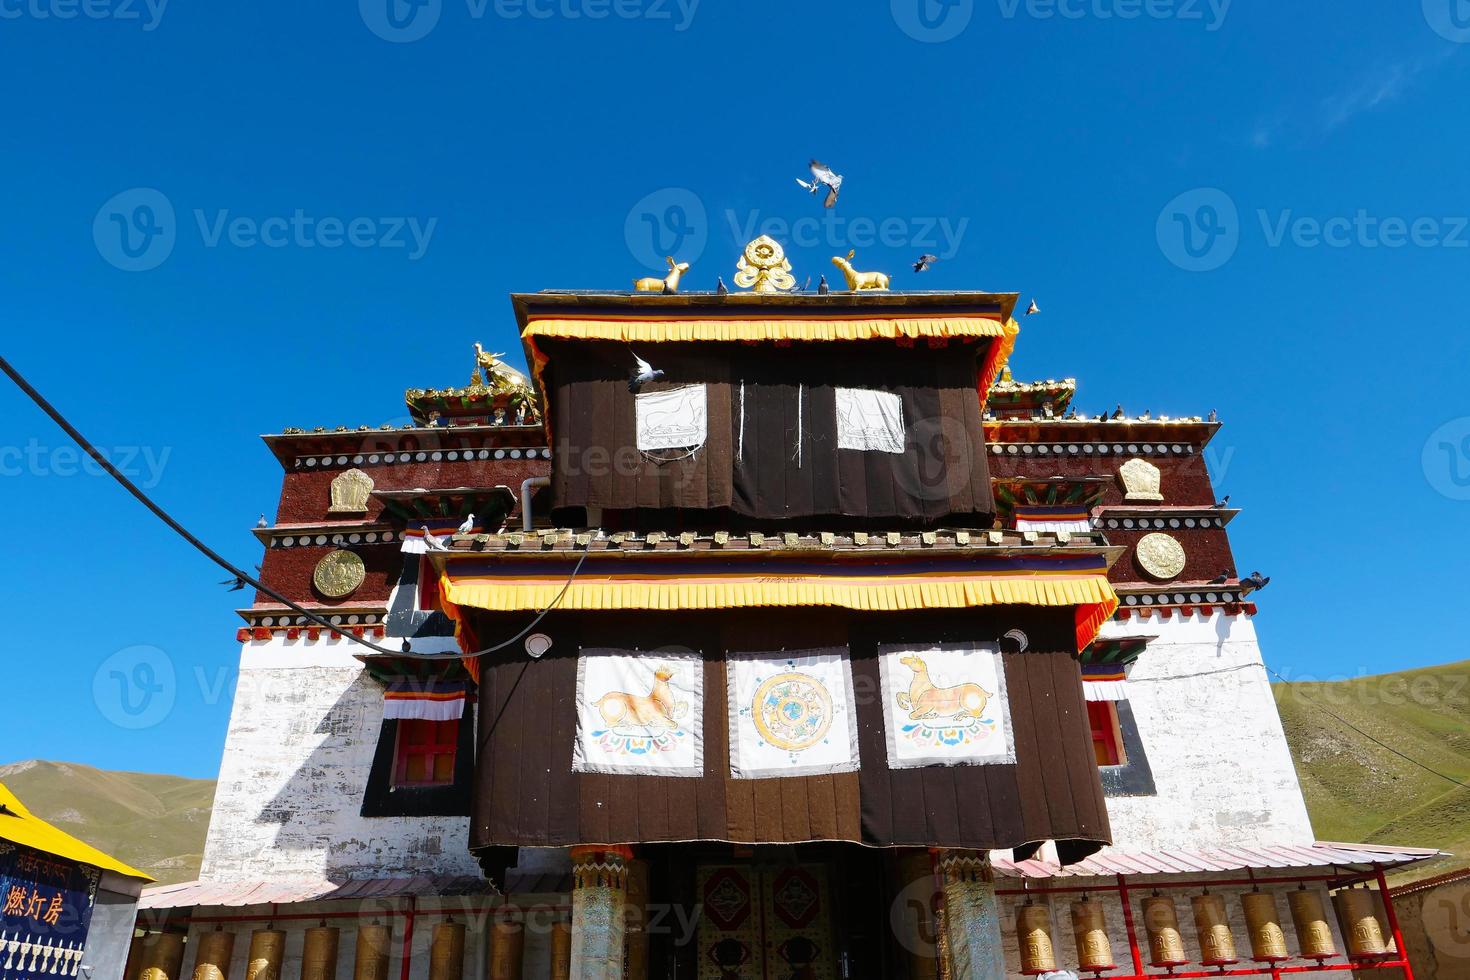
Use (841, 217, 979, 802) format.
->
(1, 2, 1467, 779)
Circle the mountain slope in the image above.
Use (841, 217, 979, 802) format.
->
(1273, 659, 1470, 882)
(0, 760, 216, 884)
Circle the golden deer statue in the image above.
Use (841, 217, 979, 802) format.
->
(634, 256, 691, 294)
(831, 250, 890, 291)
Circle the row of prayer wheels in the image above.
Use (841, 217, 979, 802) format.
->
(1015, 886, 1394, 975)
(128, 918, 570, 980)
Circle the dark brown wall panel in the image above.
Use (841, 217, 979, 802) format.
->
(469, 608, 1108, 858)
(544, 339, 995, 526)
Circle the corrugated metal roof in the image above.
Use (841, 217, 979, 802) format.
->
(139, 875, 497, 910)
(994, 841, 1445, 879)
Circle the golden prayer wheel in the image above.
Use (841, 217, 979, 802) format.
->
(191, 930, 236, 980)
(1070, 899, 1115, 973)
(1191, 894, 1238, 966)
(1335, 889, 1389, 960)
(124, 936, 147, 980)
(354, 924, 392, 980)
(548, 921, 572, 980)
(1372, 890, 1398, 955)
(1287, 888, 1337, 959)
(426, 921, 464, 980)
(138, 932, 187, 980)
(244, 929, 285, 980)
(1241, 892, 1290, 962)
(301, 927, 340, 980)
(1142, 896, 1188, 968)
(1016, 902, 1057, 975)
(487, 919, 525, 980)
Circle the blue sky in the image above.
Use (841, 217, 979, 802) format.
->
(1, 2, 1467, 778)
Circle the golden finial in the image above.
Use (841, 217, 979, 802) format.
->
(633, 256, 690, 294)
(734, 235, 797, 293)
(831, 249, 890, 291)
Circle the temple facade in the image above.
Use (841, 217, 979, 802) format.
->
(129, 247, 1433, 980)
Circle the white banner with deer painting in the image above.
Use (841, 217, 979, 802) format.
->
(878, 642, 1014, 769)
(574, 650, 703, 777)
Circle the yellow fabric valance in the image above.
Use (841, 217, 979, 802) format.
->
(439, 553, 1118, 652)
(522, 314, 1017, 345)
(0, 783, 152, 881)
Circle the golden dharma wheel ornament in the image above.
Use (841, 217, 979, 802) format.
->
(734, 235, 797, 293)
(1136, 532, 1187, 581)
(313, 549, 366, 598)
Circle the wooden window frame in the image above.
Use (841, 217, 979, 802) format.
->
(392, 717, 460, 788)
(1087, 699, 1127, 768)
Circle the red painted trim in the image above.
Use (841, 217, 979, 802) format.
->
(398, 898, 415, 980)
(1375, 865, 1415, 980)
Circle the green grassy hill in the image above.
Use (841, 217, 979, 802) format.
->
(1273, 659, 1470, 882)
(0, 760, 216, 884)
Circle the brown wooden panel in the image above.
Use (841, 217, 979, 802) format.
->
(469, 609, 1106, 860)
(546, 339, 996, 524)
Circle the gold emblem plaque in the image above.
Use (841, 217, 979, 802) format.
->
(314, 550, 366, 598)
(1135, 533, 1187, 581)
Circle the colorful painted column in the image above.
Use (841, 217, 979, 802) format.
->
(936, 850, 1006, 980)
(569, 846, 633, 980)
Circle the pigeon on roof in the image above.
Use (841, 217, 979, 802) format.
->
(422, 526, 450, 552)
(457, 514, 475, 536)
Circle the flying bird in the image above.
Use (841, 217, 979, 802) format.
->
(716, 276, 729, 296)
(1026, 298, 1041, 316)
(796, 159, 843, 208)
(220, 575, 248, 592)
(457, 513, 475, 536)
(628, 349, 666, 394)
(817, 275, 830, 295)
(912, 254, 938, 273)
(422, 525, 449, 552)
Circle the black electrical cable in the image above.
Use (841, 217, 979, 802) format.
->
(0, 352, 585, 659)
(1265, 664, 1470, 793)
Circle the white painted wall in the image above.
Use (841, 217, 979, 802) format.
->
(199, 636, 480, 881)
(1100, 610, 1315, 849)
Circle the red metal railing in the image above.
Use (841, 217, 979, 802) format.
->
(996, 863, 1415, 980)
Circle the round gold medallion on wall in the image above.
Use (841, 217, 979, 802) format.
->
(314, 550, 366, 598)
(1135, 532, 1187, 581)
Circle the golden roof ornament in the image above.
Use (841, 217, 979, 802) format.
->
(634, 256, 690, 294)
(734, 235, 796, 294)
(1119, 458, 1164, 501)
(831, 249, 890, 291)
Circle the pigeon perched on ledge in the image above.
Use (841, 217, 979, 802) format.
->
(422, 526, 449, 552)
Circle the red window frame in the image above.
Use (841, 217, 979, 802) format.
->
(418, 558, 443, 612)
(392, 718, 459, 788)
(1087, 700, 1127, 768)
